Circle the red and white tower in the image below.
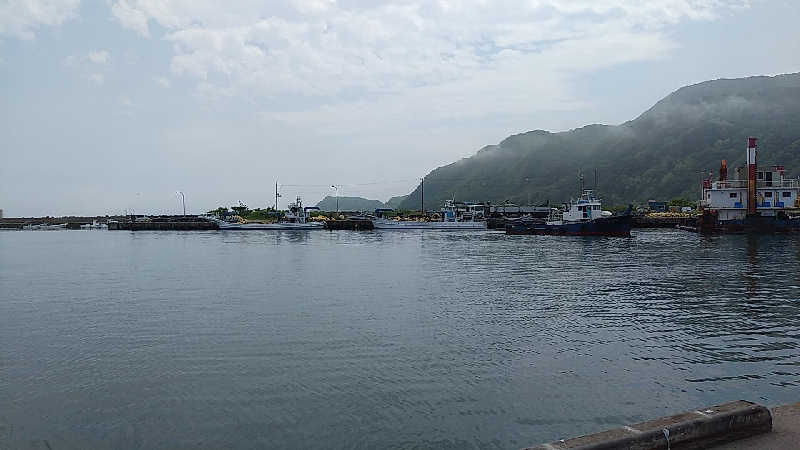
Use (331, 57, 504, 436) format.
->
(746, 137, 758, 216)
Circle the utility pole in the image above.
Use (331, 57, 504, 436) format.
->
(275, 181, 279, 210)
(331, 185, 340, 213)
(420, 177, 424, 215)
(177, 191, 186, 216)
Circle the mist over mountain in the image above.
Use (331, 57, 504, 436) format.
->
(315, 196, 386, 212)
(398, 73, 800, 210)
(384, 195, 409, 209)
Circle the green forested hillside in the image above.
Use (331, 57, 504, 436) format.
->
(384, 195, 408, 209)
(315, 196, 385, 211)
(398, 73, 800, 210)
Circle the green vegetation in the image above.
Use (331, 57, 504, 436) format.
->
(667, 198, 695, 208)
(397, 73, 800, 210)
(206, 205, 282, 221)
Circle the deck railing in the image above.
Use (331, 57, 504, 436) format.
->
(712, 179, 800, 189)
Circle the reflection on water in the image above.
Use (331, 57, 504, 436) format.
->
(0, 229, 799, 449)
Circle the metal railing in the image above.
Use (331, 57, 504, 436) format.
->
(712, 179, 800, 189)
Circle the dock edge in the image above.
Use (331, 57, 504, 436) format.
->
(524, 400, 772, 450)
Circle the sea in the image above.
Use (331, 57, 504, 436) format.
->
(1, 229, 799, 449)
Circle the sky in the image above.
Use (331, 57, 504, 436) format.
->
(1, 0, 799, 216)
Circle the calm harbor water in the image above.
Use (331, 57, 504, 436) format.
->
(1, 229, 799, 449)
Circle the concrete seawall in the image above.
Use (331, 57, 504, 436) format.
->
(526, 400, 774, 450)
(108, 221, 218, 231)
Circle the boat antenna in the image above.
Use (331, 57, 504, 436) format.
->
(579, 170, 584, 193)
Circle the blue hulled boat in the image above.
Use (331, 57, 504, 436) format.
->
(506, 190, 632, 236)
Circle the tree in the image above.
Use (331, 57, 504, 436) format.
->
(231, 201, 249, 217)
(207, 206, 229, 217)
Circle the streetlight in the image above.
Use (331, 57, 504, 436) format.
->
(177, 191, 186, 216)
(331, 185, 340, 213)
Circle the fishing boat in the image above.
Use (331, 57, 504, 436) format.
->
(80, 220, 107, 230)
(506, 190, 632, 236)
(210, 197, 324, 230)
(22, 223, 68, 231)
(371, 200, 487, 230)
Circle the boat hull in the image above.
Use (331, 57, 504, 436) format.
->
(506, 214, 632, 236)
(372, 220, 487, 230)
(697, 211, 800, 234)
(218, 222, 324, 230)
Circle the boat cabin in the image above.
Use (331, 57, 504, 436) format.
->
(560, 190, 604, 222)
(440, 200, 486, 222)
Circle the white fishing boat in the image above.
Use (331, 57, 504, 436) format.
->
(80, 220, 107, 230)
(371, 200, 487, 230)
(23, 223, 67, 230)
(210, 197, 324, 230)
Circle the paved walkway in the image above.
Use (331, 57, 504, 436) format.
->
(711, 401, 800, 449)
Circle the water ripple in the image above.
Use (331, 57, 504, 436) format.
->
(1, 229, 799, 449)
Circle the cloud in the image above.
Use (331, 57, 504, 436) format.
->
(110, 0, 151, 37)
(88, 72, 104, 84)
(110, 0, 748, 105)
(0, 0, 80, 40)
(87, 50, 109, 63)
(153, 75, 170, 87)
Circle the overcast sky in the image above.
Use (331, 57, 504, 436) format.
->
(1, 0, 799, 216)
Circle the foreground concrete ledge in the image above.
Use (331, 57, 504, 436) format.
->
(525, 400, 772, 450)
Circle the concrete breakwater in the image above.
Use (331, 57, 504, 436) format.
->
(526, 400, 777, 450)
(108, 215, 219, 230)
(0, 216, 109, 229)
(633, 215, 697, 228)
(108, 221, 219, 230)
(324, 219, 374, 230)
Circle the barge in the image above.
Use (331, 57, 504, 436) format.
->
(698, 138, 800, 233)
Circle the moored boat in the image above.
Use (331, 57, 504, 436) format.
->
(506, 190, 632, 236)
(210, 197, 324, 230)
(371, 200, 487, 230)
(697, 138, 800, 233)
(22, 223, 68, 231)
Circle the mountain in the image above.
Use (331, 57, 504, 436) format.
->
(315, 196, 385, 211)
(398, 73, 800, 210)
(384, 195, 409, 209)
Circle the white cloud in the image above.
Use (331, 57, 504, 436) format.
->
(153, 76, 170, 87)
(110, 0, 748, 105)
(87, 50, 109, 63)
(88, 72, 104, 84)
(110, 0, 151, 37)
(0, 0, 80, 40)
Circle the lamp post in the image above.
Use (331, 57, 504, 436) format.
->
(177, 191, 186, 216)
(331, 185, 339, 213)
